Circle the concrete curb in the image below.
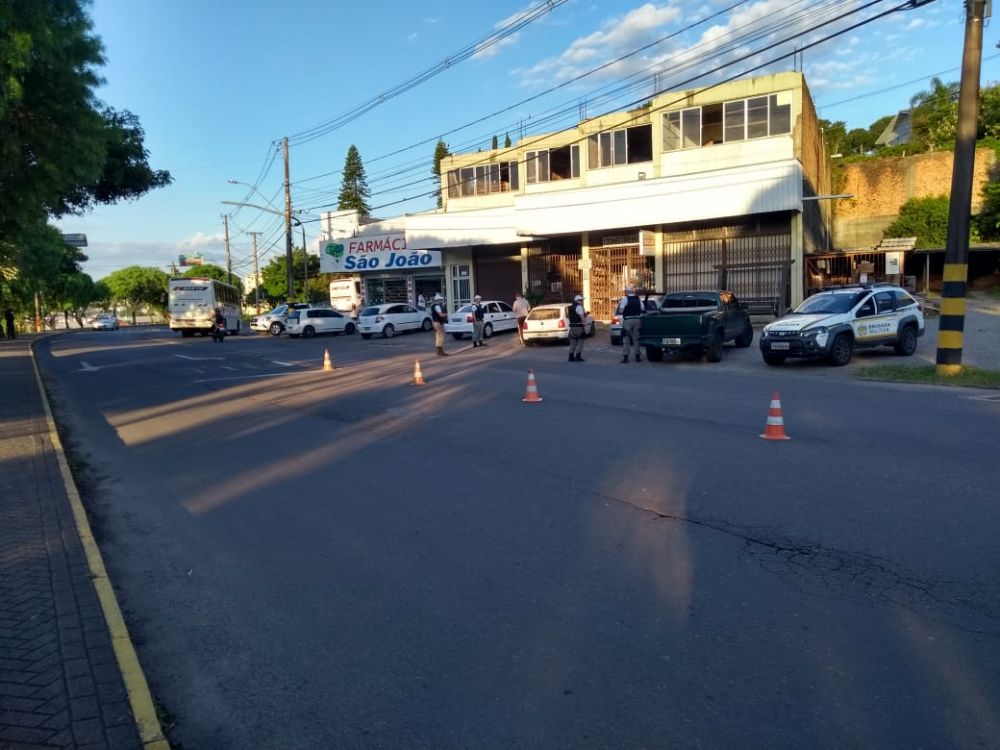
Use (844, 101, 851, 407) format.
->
(29, 338, 171, 750)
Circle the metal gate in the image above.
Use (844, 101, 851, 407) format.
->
(590, 231, 655, 320)
(526, 243, 582, 304)
(663, 223, 792, 316)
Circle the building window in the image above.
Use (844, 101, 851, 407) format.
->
(661, 92, 793, 152)
(448, 162, 519, 198)
(451, 264, 471, 308)
(588, 124, 652, 169)
(526, 145, 580, 183)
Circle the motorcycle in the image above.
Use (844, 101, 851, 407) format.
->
(211, 319, 226, 342)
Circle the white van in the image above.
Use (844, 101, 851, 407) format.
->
(329, 277, 362, 318)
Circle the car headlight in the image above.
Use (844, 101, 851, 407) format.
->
(761, 327, 771, 337)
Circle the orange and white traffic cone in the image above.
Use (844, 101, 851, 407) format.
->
(412, 359, 426, 386)
(759, 391, 790, 440)
(322, 349, 334, 372)
(522, 369, 543, 403)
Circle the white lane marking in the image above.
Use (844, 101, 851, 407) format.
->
(175, 354, 224, 361)
(79, 361, 101, 372)
(221, 366, 238, 371)
(271, 361, 296, 367)
(194, 372, 292, 383)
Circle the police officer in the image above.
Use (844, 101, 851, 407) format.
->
(431, 293, 448, 356)
(471, 295, 487, 347)
(616, 285, 644, 363)
(567, 294, 586, 362)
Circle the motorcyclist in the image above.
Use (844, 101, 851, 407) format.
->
(212, 307, 225, 340)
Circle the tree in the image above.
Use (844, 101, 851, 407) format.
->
(259, 248, 318, 302)
(102, 266, 168, 323)
(883, 196, 954, 249)
(491, 134, 498, 150)
(909, 77, 959, 151)
(978, 83, 1000, 139)
(182, 262, 241, 292)
(504, 132, 512, 148)
(819, 119, 848, 155)
(49, 271, 99, 328)
(0, 0, 171, 316)
(974, 181, 1000, 240)
(337, 145, 371, 217)
(432, 139, 450, 208)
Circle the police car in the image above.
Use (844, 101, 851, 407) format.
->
(759, 283, 924, 366)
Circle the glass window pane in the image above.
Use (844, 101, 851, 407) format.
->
(747, 96, 769, 138)
(488, 164, 500, 193)
(599, 132, 612, 167)
(702, 103, 723, 145)
(509, 161, 519, 190)
(447, 170, 459, 198)
(613, 129, 627, 165)
(663, 112, 681, 151)
(460, 167, 475, 196)
(724, 100, 745, 142)
(682, 108, 701, 148)
(475, 165, 487, 195)
(769, 94, 791, 135)
(588, 134, 599, 169)
(526, 152, 537, 183)
(571, 144, 580, 178)
(538, 151, 550, 182)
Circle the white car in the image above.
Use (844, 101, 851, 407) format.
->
(250, 303, 314, 335)
(286, 308, 357, 338)
(444, 300, 519, 340)
(358, 304, 433, 339)
(91, 314, 119, 330)
(760, 283, 925, 366)
(521, 303, 596, 344)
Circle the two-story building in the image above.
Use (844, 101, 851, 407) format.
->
(320, 70, 832, 318)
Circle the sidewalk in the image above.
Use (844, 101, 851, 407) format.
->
(0, 337, 166, 750)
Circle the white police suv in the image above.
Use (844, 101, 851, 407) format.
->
(759, 283, 924, 366)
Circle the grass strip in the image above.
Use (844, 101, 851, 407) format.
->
(856, 364, 1000, 389)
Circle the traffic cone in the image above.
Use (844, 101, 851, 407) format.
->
(322, 349, 334, 372)
(522, 369, 543, 403)
(759, 391, 790, 440)
(412, 359, 426, 386)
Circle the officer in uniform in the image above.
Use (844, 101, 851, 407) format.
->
(567, 294, 586, 362)
(471, 295, 486, 347)
(431, 293, 448, 356)
(616, 284, 645, 363)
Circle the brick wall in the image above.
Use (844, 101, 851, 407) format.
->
(833, 148, 996, 248)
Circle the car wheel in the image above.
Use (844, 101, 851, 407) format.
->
(735, 324, 753, 348)
(181, 330, 193, 338)
(894, 325, 918, 356)
(452, 333, 464, 340)
(645, 346, 664, 362)
(383, 324, 395, 338)
(303, 326, 315, 339)
(361, 333, 373, 340)
(269, 322, 283, 336)
(705, 332, 724, 363)
(828, 333, 854, 366)
(345, 322, 356, 335)
(484, 323, 493, 338)
(421, 318, 433, 331)
(763, 352, 786, 366)
(611, 336, 622, 346)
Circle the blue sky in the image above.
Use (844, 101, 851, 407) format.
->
(61, 0, 1000, 282)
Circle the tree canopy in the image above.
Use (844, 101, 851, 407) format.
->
(432, 139, 450, 208)
(102, 265, 168, 322)
(337, 145, 371, 217)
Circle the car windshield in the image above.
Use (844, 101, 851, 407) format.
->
(457, 304, 474, 313)
(359, 307, 381, 317)
(660, 294, 717, 308)
(287, 313, 300, 323)
(794, 291, 866, 315)
(529, 308, 563, 320)
(266, 305, 287, 316)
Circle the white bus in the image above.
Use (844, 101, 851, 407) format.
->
(329, 276, 362, 317)
(168, 277, 243, 337)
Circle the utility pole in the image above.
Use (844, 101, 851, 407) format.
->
(222, 215, 232, 286)
(937, 0, 987, 376)
(283, 137, 294, 305)
(249, 231, 262, 314)
(301, 224, 308, 297)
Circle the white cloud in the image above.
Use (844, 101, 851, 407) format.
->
(473, 1, 561, 61)
(83, 231, 225, 280)
(904, 18, 925, 31)
(408, 32, 419, 43)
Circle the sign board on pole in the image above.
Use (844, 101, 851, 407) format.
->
(577, 258, 593, 271)
(885, 251, 902, 275)
(61, 233, 88, 247)
(639, 229, 656, 256)
(178, 253, 204, 266)
(320, 233, 441, 273)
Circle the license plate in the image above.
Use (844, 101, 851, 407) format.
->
(770, 342, 790, 350)
(661, 337, 681, 345)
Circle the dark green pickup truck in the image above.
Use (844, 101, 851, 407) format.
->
(638, 290, 754, 362)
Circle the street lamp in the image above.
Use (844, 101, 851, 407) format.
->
(227, 179, 294, 304)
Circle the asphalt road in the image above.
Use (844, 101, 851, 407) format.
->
(35, 324, 1000, 749)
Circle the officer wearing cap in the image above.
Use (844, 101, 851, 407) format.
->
(567, 294, 586, 362)
(431, 293, 448, 356)
(471, 294, 487, 348)
(616, 284, 645, 363)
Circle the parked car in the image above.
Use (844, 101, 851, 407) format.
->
(638, 291, 753, 363)
(445, 300, 519, 340)
(250, 303, 313, 336)
(759, 283, 924, 366)
(610, 297, 659, 345)
(358, 304, 433, 339)
(286, 308, 357, 338)
(91, 314, 119, 331)
(521, 303, 596, 344)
